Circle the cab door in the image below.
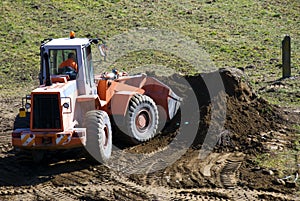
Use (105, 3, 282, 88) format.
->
(82, 45, 96, 95)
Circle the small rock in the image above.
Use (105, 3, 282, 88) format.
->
(2, 190, 9, 195)
(270, 169, 279, 175)
(269, 58, 279, 64)
(27, 189, 34, 193)
(165, 176, 170, 183)
(17, 189, 24, 194)
(31, 5, 40, 9)
(251, 166, 261, 171)
(266, 88, 276, 93)
(237, 67, 245, 71)
(245, 64, 256, 69)
(205, 0, 216, 4)
(278, 129, 287, 134)
(262, 169, 274, 175)
(186, 10, 193, 14)
(275, 178, 285, 185)
(234, 152, 244, 157)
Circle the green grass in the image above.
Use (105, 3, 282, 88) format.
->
(255, 124, 300, 185)
(255, 151, 299, 180)
(0, 0, 299, 105)
(255, 137, 299, 185)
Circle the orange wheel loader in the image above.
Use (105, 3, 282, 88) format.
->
(12, 32, 181, 162)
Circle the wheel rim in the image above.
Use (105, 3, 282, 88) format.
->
(135, 108, 152, 133)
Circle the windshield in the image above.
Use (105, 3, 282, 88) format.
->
(49, 49, 78, 75)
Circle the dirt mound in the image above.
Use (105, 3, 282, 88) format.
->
(125, 68, 297, 198)
(155, 68, 286, 154)
(120, 68, 287, 167)
(188, 68, 285, 154)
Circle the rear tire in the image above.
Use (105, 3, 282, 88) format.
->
(83, 110, 112, 163)
(125, 94, 159, 143)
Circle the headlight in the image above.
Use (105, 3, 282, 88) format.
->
(25, 103, 31, 109)
(63, 102, 69, 109)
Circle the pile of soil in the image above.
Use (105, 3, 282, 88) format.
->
(188, 68, 286, 153)
(153, 68, 288, 154)
(125, 68, 297, 196)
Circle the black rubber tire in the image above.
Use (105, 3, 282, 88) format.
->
(126, 94, 159, 143)
(83, 110, 112, 163)
(13, 112, 30, 129)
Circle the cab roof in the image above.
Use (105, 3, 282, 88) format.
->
(44, 37, 90, 47)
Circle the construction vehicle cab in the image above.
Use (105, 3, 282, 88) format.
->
(40, 35, 98, 95)
(12, 32, 181, 163)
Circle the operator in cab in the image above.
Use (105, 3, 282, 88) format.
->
(59, 52, 78, 72)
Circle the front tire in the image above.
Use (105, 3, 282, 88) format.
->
(126, 94, 159, 143)
(83, 110, 112, 163)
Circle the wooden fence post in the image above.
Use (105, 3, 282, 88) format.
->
(282, 35, 291, 78)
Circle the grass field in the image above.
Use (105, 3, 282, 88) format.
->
(0, 0, 299, 106)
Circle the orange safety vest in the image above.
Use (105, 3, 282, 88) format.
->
(59, 59, 78, 72)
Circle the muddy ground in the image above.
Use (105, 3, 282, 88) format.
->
(0, 69, 299, 200)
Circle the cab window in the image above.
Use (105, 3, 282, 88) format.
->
(49, 49, 78, 78)
(83, 45, 94, 87)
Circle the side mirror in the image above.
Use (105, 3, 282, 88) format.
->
(98, 44, 107, 61)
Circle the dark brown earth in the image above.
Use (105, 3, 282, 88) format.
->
(0, 68, 299, 200)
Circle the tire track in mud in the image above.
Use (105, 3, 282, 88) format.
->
(0, 133, 12, 156)
(0, 150, 234, 201)
(51, 167, 155, 200)
(60, 169, 296, 201)
(0, 143, 11, 157)
(99, 155, 295, 201)
(107, 143, 186, 175)
(0, 143, 298, 201)
(50, 161, 95, 187)
(111, 149, 296, 201)
(175, 187, 296, 201)
(59, 168, 214, 201)
(220, 159, 242, 189)
(33, 182, 78, 201)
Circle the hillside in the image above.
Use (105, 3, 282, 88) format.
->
(0, 0, 299, 107)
